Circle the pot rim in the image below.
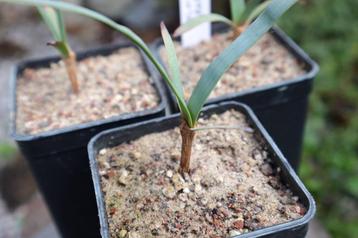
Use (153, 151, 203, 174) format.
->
(10, 43, 167, 141)
(88, 101, 316, 238)
(150, 26, 319, 110)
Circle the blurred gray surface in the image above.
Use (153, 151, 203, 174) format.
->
(31, 223, 60, 238)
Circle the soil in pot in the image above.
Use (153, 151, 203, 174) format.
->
(16, 47, 160, 135)
(96, 110, 306, 238)
(159, 31, 306, 100)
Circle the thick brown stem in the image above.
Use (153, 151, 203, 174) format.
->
(64, 50, 79, 94)
(231, 23, 248, 39)
(179, 120, 196, 174)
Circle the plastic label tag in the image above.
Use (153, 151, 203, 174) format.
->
(179, 0, 211, 48)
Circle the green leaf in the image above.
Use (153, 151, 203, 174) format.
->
(160, 22, 193, 126)
(173, 13, 234, 37)
(247, 0, 272, 23)
(56, 8, 67, 41)
(37, 6, 70, 57)
(160, 23, 185, 103)
(47, 41, 70, 57)
(230, 0, 246, 25)
(0, 0, 193, 126)
(160, 23, 193, 125)
(188, 0, 297, 122)
(37, 6, 63, 41)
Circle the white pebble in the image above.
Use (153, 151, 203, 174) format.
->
(166, 170, 173, 178)
(99, 149, 107, 155)
(183, 187, 190, 193)
(229, 230, 241, 237)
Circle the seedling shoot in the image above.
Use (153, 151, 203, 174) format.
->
(174, 0, 272, 37)
(37, 6, 79, 93)
(1, 0, 297, 174)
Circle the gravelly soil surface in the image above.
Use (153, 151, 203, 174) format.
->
(0, 10, 104, 141)
(160, 32, 306, 100)
(16, 47, 159, 135)
(97, 110, 305, 238)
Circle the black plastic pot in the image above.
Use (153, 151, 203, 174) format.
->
(10, 44, 167, 238)
(150, 26, 319, 171)
(88, 101, 316, 238)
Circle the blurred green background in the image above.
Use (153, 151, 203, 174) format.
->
(279, 0, 358, 237)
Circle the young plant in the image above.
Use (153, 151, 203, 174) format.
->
(1, 0, 297, 173)
(174, 0, 272, 37)
(37, 6, 79, 93)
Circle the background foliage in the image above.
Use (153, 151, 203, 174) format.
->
(279, 0, 358, 237)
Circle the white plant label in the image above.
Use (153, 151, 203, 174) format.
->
(179, 0, 211, 48)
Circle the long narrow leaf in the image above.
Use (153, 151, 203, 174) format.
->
(37, 6, 62, 41)
(38, 6, 70, 57)
(188, 0, 297, 122)
(246, 0, 272, 23)
(47, 41, 69, 57)
(160, 23, 185, 102)
(56, 8, 67, 41)
(230, 0, 246, 25)
(173, 13, 234, 37)
(0, 0, 193, 125)
(161, 22, 193, 126)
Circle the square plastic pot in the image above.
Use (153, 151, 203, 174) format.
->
(150, 26, 319, 171)
(88, 101, 316, 238)
(10, 44, 168, 238)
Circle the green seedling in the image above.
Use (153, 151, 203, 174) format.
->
(174, 0, 272, 37)
(1, 0, 296, 173)
(37, 5, 79, 93)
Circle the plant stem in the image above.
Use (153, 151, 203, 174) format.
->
(179, 119, 196, 174)
(64, 50, 79, 94)
(232, 23, 248, 38)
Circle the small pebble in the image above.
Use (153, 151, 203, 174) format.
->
(172, 173, 186, 191)
(162, 185, 176, 199)
(170, 152, 180, 161)
(166, 170, 173, 178)
(103, 161, 111, 170)
(208, 201, 216, 210)
(183, 187, 190, 194)
(229, 230, 241, 237)
(119, 229, 127, 238)
(232, 219, 244, 229)
(260, 163, 274, 176)
(178, 193, 188, 202)
(118, 169, 129, 185)
(252, 149, 263, 160)
(151, 229, 159, 236)
(128, 231, 140, 238)
(205, 213, 213, 223)
(194, 184, 202, 193)
(132, 152, 142, 159)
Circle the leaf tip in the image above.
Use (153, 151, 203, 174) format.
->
(160, 21, 166, 31)
(173, 28, 180, 38)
